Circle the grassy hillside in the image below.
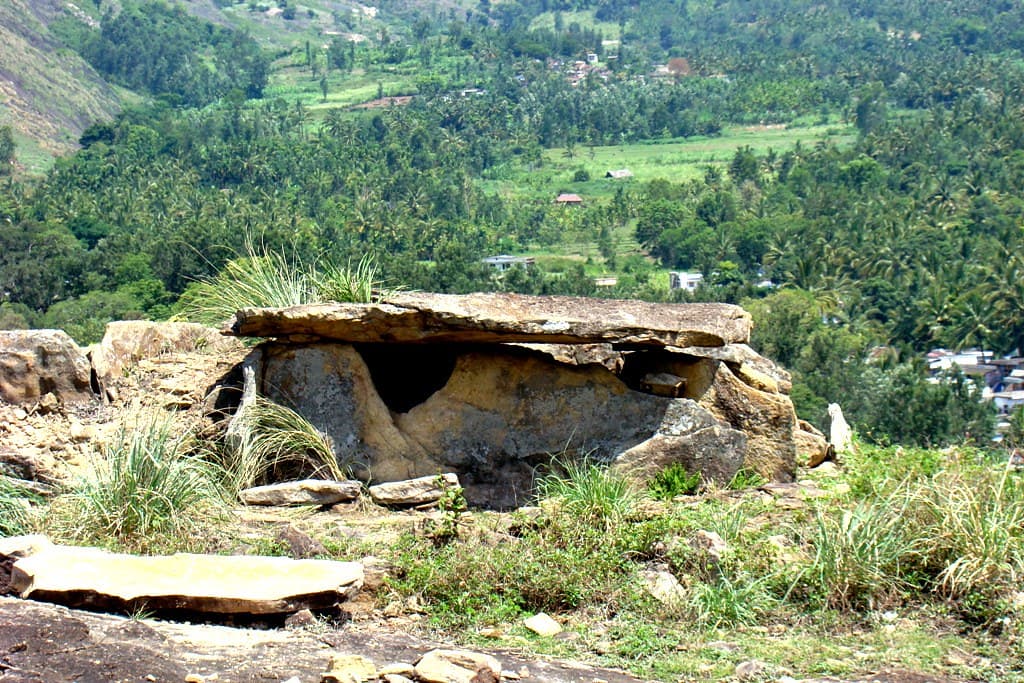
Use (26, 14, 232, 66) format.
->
(0, 0, 121, 171)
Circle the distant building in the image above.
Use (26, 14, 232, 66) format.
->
(586, 53, 599, 64)
(669, 271, 703, 291)
(482, 255, 535, 272)
(593, 277, 618, 287)
(605, 169, 634, 180)
(555, 193, 583, 205)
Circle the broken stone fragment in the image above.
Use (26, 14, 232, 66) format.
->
(413, 649, 503, 683)
(321, 654, 377, 683)
(9, 540, 363, 615)
(369, 473, 461, 507)
(523, 612, 562, 637)
(228, 292, 752, 348)
(641, 569, 687, 607)
(239, 480, 362, 506)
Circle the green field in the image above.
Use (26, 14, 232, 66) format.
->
(543, 122, 855, 185)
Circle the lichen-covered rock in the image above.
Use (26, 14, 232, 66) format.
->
(239, 479, 362, 507)
(0, 330, 93, 405)
(368, 473, 461, 507)
(91, 321, 245, 395)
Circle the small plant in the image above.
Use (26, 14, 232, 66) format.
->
(728, 468, 767, 490)
(424, 475, 468, 545)
(688, 568, 779, 629)
(536, 456, 639, 528)
(217, 396, 348, 496)
(648, 463, 702, 500)
(52, 414, 226, 551)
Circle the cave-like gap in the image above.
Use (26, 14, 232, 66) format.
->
(354, 343, 459, 413)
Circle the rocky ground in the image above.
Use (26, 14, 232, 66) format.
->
(0, 594, 651, 683)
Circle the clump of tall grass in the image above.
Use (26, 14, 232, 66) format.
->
(51, 414, 226, 552)
(312, 255, 385, 305)
(536, 457, 640, 528)
(0, 476, 42, 536)
(914, 458, 1024, 603)
(800, 487, 922, 611)
(180, 241, 388, 325)
(216, 396, 348, 497)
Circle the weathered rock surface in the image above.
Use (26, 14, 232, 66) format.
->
(0, 596, 649, 683)
(369, 473, 461, 507)
(91, 320, 244, 390)
(259, 342, 752, 507)
(698, 362, 797, 482)
(611, 400, 746, 484)
(0, 329, 94, 405)
(8, 538, 363, 615)
(321, 653, 378, 683)
(796, 420, 833, 468)
(240, 479, 362, 506)
(229, 292, 752, 348)
(414, 648, 503, 683)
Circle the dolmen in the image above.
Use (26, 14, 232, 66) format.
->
(226, 292, 811, 508)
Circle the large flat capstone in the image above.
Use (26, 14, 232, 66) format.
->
(227, 292, 751, 348)
(7, 538, 363, 615)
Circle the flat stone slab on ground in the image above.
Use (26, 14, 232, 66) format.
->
(8, 539, 363, 615)
(240, 479, 362, 506)
(228, 292, 751, 348)
(369, 473, 461, 507)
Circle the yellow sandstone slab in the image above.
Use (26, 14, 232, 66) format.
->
(10, 542, 362, 615)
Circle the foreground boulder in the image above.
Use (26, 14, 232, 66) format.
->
(5, 537, 363, 616)
(0, 330, 94, 405)
(229, 292, 752, 348)
(414, 649, 503, 683)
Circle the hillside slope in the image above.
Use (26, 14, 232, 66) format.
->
(0, 0, 120, 167)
